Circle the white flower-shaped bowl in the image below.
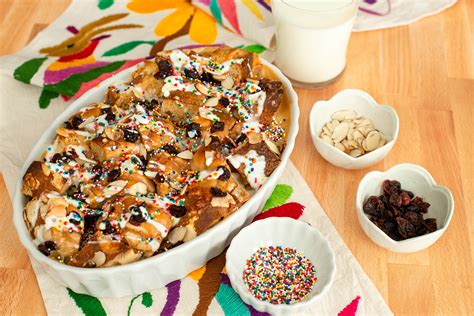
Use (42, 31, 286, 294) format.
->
(356, 163, 454, 253)
(226, 217, 336, 314)
(309, 89, 399, 169)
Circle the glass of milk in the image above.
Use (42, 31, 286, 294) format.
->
(273, 0, 357, 88)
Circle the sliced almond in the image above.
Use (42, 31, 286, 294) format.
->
(349, 149, 363, 158)
(320, 134, 333, 145)
(177, 150, 193, 160)
(357, 118, 373, 128)
(326, 122, 334, 132)
(195, 83, 211, 96)
(78, 116, 95, 129)
(322, 126, 331, 136)
(183, 225, 197, 242)
(49, 205, 67, 217)
(212, 74, 226, 81)
(331, 110, 358, 121)
(377, 132, 387, 148)
(128, 182, 148, 195)
(103, 180, 127, 196)
(342, 139, 359, 150)
(331, 122, 349, 143)
(362, 138, 369, 152)
(346, 128, 355, 140)
(331, 119, 340, 127)
(92, 251, 106, 267)
(204, 136, 212, 146)
(204, 97, 219, 108)
(168, 226, 186, 244)
(334, 142, 346, 152)
(205, 151, 214, 167)
(221, 77, 234, 90)
(365, 130, 381, 151)
(265, 139, 280, 155)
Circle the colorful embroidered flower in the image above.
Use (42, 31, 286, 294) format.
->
(127, 0, 218, 44)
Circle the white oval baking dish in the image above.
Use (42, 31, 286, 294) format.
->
(12, 58, 299, 298)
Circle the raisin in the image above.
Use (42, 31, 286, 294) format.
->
(123, 128, 139, 143)
(363, 196, 384, 217)
(216, 144, 231, 158)
(162, 144, 178, 155)
(400, 191, 411, 205)
(210, 187, 227, 197)
(105, 112, 116, 122)
(402, 190, 415, 198)
(102, 221, 117, 235)
(186, 122, 201, 138)
(144, 99, 159, 112)
(155, 60, 172, 79)
(211, 121, 225, 133)
(389, 193, 402, 208)
(101, 107, 112, 114)
(423, 218, 437, 233)
(216, 166, 231, 181)
(218, 97, 230, 106)
(92, 164, 103, 181)
(396, 217, 417, 239)
(68, 116, 84, 130)
(38, 241, 56, 256)
(71, 191, 86, 203)
(132, 155, 147, 171)
(129, 205, 148, 225)
(235, 133, 247, 144)
(382, 180, 401, 196)
(85, 261, 97, 268)
(155, 173, 165, 183)
(68, 212, 81, 226)
(184, 68, 199, 79)
(200, 72, 219, 85)
(80, 214, 100, 249)
(107, 168, 121, 182)
(404, 211, 423, 224)
(66, 185, 78, 197)
(49, 153, 62, 163)
(168, 205, 187, 218)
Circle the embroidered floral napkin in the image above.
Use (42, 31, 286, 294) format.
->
(32, 162, 392, 315)
(0, 0, 457, 195)
(0, 0, 456, 314)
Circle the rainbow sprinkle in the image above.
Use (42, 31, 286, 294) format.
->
(242, 246, 317, 305)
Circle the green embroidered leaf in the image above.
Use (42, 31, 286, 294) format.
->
(102, 41, 155, 57)
(44, 61, 125, 96)
(241, 44, 267, 54)
(141, 292, 153, 308)
(262, 184, 293, 212)
(13, 57, 47, 84)
(98, 0, 114, 10)
(67, 288, 107, 316)
(210, 0, 223, 24)
(38, 89, 59, 109)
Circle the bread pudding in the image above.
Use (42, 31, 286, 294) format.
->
(21, 46, 290, 268)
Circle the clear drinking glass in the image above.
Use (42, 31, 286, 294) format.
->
(272, 0, 357, 88)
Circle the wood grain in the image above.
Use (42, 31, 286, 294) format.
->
(0, 0, 473, 314)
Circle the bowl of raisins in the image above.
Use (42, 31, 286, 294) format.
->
(356, 163, 454, 253)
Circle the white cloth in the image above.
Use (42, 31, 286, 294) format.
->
(355, 0, 457, 31)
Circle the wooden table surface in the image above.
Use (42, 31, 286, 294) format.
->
(1, 0, 473, 315)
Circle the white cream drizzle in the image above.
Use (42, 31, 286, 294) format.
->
(228, 150, 267, 190)
(162, 76, 198, 97)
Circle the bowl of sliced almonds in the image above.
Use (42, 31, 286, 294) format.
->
(309, 89, 399, 169)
